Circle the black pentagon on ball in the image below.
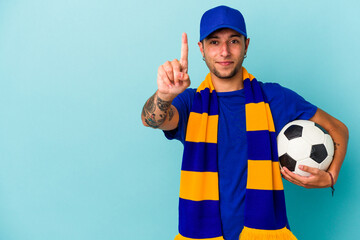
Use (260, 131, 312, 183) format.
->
(284, 125, 303, 140)
(279, 153, 297, 172)
(310, 144, 328, 163)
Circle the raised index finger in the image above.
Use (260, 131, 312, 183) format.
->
(180, 32, 188, 73)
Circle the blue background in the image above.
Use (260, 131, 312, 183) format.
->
(0, 0, 359, 239)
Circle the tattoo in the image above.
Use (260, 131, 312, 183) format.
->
(145, 115, 163, 129)
(169, 106, 174, 121)
(334, 142, 340, 151)
(157, 95, 171, 111)
(144, 93, 156, 114)
(142, 93, 171, 128)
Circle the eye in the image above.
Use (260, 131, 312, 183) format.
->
(209, 40, 219, 45)
(230, 39, 240, 44)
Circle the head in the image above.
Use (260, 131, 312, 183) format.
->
(198, 6, 250, 80)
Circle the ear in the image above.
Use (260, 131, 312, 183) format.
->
(198, 41, 204, 58)
(244, 38, 250, 55)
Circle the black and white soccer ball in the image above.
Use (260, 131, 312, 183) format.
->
(277, 120, 334, 177)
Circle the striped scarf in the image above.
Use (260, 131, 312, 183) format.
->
(175, 67, 297, 240)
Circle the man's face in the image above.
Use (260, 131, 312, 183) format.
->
(198, 28, 249, 80)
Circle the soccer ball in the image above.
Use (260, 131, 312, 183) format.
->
(277, 120, 334, 177)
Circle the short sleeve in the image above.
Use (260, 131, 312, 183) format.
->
(262, 83, 318, 135)
(163, 88, 196, 144)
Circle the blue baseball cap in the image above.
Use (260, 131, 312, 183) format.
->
(200, 5, 247, 41)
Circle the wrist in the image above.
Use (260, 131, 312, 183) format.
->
(157, 90, 176, 102)
(327, 169, 338, 185)
(327, 171, 335, 197)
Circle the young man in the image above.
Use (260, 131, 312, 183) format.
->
(141, 5, 348, 240)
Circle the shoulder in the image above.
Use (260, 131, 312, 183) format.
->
(259, 82, 302, 102)
(260, 82, 286, 95)
(258, 81, 317, 132)
(259, 81, 315, 108)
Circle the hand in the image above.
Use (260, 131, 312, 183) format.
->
(157, 33, 191, 100)
(281, 165, 333, 189)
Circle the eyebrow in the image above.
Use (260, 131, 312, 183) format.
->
(206, 34, 242, 40)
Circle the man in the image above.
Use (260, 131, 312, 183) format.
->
(141, 5, 348, 240)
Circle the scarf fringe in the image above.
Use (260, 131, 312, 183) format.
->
(239, 227, 297, 240)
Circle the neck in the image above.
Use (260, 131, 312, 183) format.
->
(210, 67, 244, 92)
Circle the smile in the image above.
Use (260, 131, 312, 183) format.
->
(216, 61, 234, 66)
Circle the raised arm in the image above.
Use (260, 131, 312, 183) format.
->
(141, 33, 191, 130)
(281, 108, 349, 188)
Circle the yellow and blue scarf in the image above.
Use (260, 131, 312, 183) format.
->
(175, 67, 297, 240)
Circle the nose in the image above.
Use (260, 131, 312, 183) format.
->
(220, 42, 230, 57)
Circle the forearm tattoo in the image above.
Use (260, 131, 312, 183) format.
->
(142, 93, 172, 128)
(157, 96, 171, 111)
(169, 106, 174, 121)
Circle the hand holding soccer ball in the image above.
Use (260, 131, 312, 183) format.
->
(277, 120, 334, 177)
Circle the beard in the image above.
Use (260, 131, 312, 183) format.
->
(212, 65, 240, 79)
(204, 54, 244, 80)
(206, 60, 243, 79)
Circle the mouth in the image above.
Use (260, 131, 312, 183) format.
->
(216, 61, 234, 66)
